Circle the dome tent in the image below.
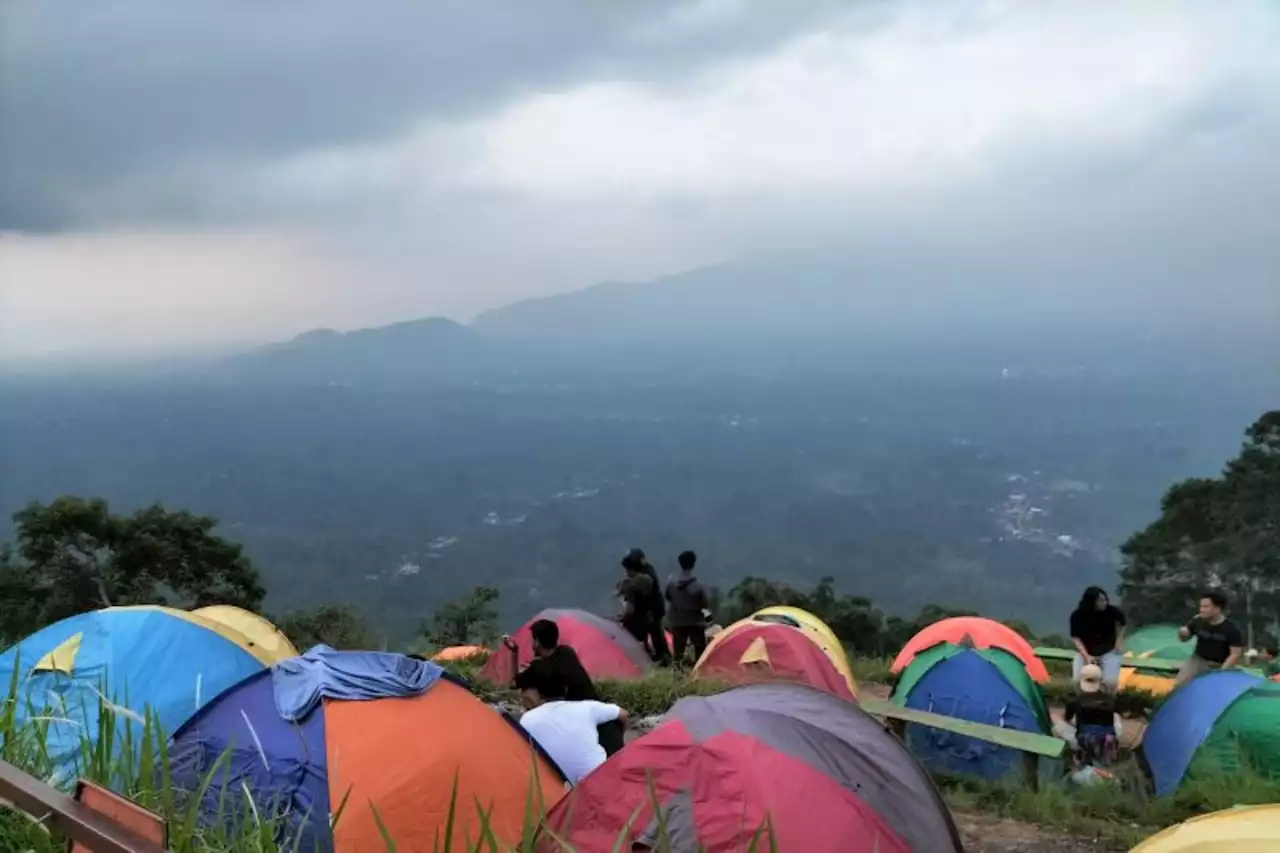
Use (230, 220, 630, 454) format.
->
(480, 608, 652, 684)
(749, 605, 856, 689)
(0, 606, 267, 779)
(1124, 624, 1194, 662)
(891, 642, 1052, 780)
(169, 648, 565, 852)
(1142, 670, 1280, 796)
(542, 682, 962, 853)
(893, 616, 1050, 683)
(692, 617, 856, 700)
(1130, 804, 1280, 852)
(193, 605, 299, 662)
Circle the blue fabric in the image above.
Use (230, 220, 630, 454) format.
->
(902, 650, 1042, 780)
(272, 646, 442, 722)
(1143, 669, 1261, 796)
(169, 670, 333, 852)
(0, 608, 263, 785)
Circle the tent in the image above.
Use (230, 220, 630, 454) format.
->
(1142, 670, 1280, 796)
(692, 618, 856, 700)
(749, 605, 856, 687)
(480, 608, 652, 684)
(892, 616, 1050, 683)
(542, 682, 962, 853)
(0, 606, 267, 779)
(1131, 804, 1280, 852)
(193, 605, 299, 663)
(1124, 624, 1194, 662)
(169, 650, 565, 852)
(891, 642, 1052, 780)
(432, 644, 492, 662)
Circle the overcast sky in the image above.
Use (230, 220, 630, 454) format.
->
(2, 0, 1278, 361)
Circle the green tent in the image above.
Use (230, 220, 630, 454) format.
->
(1124, 624, 1194, 662)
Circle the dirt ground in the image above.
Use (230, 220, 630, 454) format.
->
(956, 813, 1124, 853)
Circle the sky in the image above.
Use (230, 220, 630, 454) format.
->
(2, 0, 1278, 361)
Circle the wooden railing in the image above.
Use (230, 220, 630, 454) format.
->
(0, 759, 169, 853)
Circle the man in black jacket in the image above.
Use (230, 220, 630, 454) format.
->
(623, 548, 671, 666)
(666, 550, 710, 667)
(513, 618, 624, 756)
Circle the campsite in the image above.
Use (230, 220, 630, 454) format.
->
(1, 598, 1278, 852)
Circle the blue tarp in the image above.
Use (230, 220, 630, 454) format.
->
(272, 645, 443, 721)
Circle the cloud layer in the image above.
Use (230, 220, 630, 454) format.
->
(2, 0, 1278, 359)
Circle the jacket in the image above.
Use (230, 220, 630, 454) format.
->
(665, 573, 709, 629)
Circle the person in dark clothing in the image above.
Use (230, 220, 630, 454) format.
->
(513, 619, 624, 756)
(616, 558, 655, 645)
(1068, 586, 1126, 690)
(1175, 590, 1245, 686)
(666, 550, 710, 667)
(1064, 663, 1117, 767)
(621, 548, 671, 665)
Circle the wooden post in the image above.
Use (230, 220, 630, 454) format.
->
(1022, 751, 1040, 792)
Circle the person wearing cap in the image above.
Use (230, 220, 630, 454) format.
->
(616, 556, 655, 647)
(1064, 663, 1118, 768)
(619, 548, 672, 666)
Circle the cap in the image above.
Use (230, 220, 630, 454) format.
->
(621, 547, 646, 567)
(1078, 663, 1103, 694)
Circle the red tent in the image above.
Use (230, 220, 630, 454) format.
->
(480, 608, 652, 685)
(541, 683, 962, 853)
(692, 620, 855, 701)
(892, 616, 1050, 683)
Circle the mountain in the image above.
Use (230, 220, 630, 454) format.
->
(226, 317, 489, 384)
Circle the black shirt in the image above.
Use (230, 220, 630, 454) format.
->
(514, 645, 599, 701)
(1066, 694, 1115, 729)
(1186, 617, 1244, 665)
(1069, 605, 1127, 657)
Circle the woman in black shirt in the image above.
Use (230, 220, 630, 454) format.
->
(1068, 586, 1126, 691)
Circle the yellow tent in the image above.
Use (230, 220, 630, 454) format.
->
(750, 605, 854, 685)
(192, 605, 298, 664)
(1131, 804, 1280, 852)
(1117, 667, 1176, 697)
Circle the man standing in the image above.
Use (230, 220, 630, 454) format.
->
(1068, 586, 1127, 690)
(621, 548, 672, 666)
(666, 550, 710, 667)
(518, 671, 628, 785)
(513, 619, 624, 755)
(1175, 590, 1245, 686)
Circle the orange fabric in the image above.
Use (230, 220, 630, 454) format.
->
(324, 679, 565, 851)
(892, 617, 1050, 683)
(432, 645, 492, 662)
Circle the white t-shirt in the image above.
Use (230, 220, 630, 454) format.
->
(519, 700, 621, 784)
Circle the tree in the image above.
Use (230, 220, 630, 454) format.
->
(425, 586, 500, 647)
(1, 496, 265, 637)
(1120, 411, 1280, 643)
(278, 604, 377, 651)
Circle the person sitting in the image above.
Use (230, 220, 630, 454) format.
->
(665, 550, 711, 667)
(1068, 586, 1126, 691)
(518, 671, 627, 785)
(1064, 664, 1118, 768)
(512, 619, 624, 756)
(1257, 644, 1280, 678)
(1175, 590, 1245, 686)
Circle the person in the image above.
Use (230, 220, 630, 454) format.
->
(616, 556, 655, 646)
(512, 619, 624, 756)
(1068, 586, 1126, 690)
(1256, 644, 1280, 678)
(665, 550, 711, 667)
(1064, 663, 1118, 768)
(1175, 590, 1245, 686)
(518, 670, 627, 785)
(621, 548, 672, 665)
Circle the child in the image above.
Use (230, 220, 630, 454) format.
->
(1064, 663, 1118, 768)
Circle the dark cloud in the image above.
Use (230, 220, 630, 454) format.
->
(0, 0, 851, 230)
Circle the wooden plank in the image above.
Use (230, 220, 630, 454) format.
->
(70, 779, 167, 852)
(0, 760, 169, 853)
(859, 698, 1066, 758)
(1034, 647, 1187, 674)
(1033, 646, 1077, 662)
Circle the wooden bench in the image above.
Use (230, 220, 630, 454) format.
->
(1034, 646, 1186, 673)
(859, 697, 1067, 789)
(0, 760, 168, 853)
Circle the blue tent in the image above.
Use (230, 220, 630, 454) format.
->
(0, 606, 266, 783)
(891, 643, 1051, 780)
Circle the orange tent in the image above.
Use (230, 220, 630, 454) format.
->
(892, 617, 1050, 684)
(432, 644, 492, 662)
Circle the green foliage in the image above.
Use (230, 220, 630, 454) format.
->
(1121, 410, 1280, 640)
(277, 603, 378, 651)
(0, 496, 264, 640)
(425, 586, 501, 648)
(595, 669, 732, 717)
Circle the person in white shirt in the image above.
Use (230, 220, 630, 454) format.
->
(518, 672, 628, 785)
